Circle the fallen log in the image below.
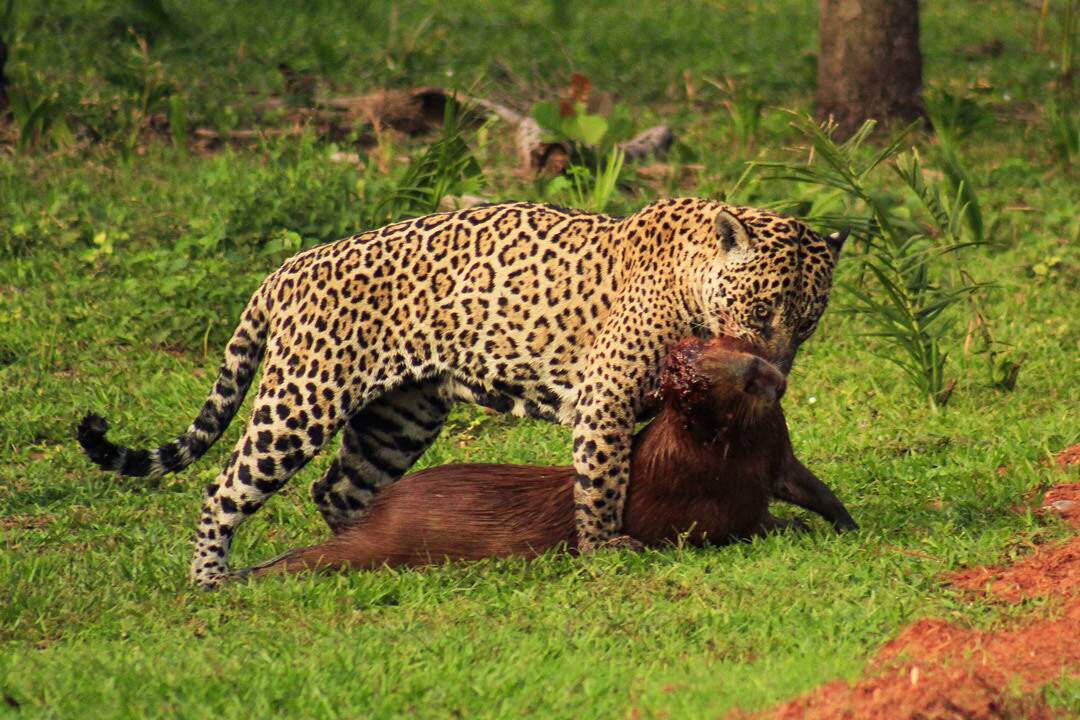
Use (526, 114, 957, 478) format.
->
(203, 86, 676, 174)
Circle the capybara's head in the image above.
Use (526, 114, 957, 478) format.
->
(660, 336, 786, 430)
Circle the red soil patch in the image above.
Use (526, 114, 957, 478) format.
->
(949, 482, 1080, 603)
(756, 479, 1080, 720)
(949, 537, 1080, 604)
(1056, 443, 1080, 474)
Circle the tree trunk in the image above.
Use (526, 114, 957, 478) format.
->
(817, 0, 923, 138)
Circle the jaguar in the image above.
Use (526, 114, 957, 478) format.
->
(77, 198, 846, 588)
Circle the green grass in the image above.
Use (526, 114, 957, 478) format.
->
(3, 1, 1080, 717)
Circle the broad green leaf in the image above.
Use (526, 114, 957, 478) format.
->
(572, 114, 609, 147)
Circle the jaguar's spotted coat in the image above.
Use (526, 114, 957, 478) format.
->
(77, 198, 846, 588)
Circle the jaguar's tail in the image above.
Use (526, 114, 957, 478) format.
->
(77, 287, 271, 478)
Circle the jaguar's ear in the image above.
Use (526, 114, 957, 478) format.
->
(826, 227, 849, 256)
(716, 210, 753, 253)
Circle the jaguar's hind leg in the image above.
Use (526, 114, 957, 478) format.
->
(311, 378, 450, 532)
(189, 378, 348, 589)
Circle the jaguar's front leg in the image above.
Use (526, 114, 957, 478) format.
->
(571, 385, 642, 553)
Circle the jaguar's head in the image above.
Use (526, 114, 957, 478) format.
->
(693, 205, 846, 374)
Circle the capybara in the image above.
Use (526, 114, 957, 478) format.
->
(245, 337, 856, 577)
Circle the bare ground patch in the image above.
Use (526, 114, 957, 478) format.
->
(751, 448, 1080, 720)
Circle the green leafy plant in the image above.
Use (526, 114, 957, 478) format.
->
(533, 99, 610, 149)
(756, 116, 987, 409)
(864, 151, 986, 407)
(531, 75, 634, 162)
(755, 117, 914, 242)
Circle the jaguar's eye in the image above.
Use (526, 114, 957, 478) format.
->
(753, 305, 772, 320)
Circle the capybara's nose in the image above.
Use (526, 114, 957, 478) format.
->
(745, 357, 786, 403)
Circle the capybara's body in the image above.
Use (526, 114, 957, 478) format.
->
(251, 338, 855, 576)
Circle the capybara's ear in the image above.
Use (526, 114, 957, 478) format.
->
(662, 337, 709, 381)
(660, 337, 712, 408)
(742, 355, 786, 403)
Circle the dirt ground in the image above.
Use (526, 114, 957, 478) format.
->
(756, 445, 1080, 720)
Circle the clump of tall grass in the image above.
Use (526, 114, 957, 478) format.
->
(544, 146, 626, 213)
(924, 90, 987, 243)
(1037, 0, 1078, 79)
(707, 77, 764, 151)
(7, 68, 76, 152)
(369, 101, 485, 225)
(1045, 99, 1079, 166)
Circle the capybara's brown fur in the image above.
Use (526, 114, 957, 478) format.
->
(247, 337, 856, 576)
